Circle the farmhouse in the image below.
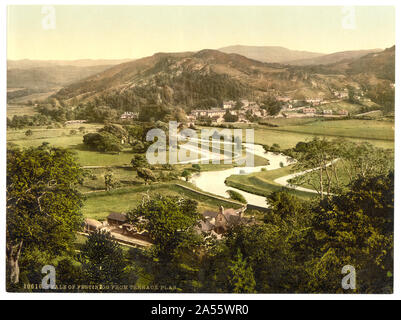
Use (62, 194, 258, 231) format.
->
(107, 212, 127, 226)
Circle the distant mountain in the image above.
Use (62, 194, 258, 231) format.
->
(287, 49, 382, 66)
(347, 46, 395, 82)
(7, 65, 119, 91)
(294, 46, 395, 83)
(218, 45, 324, 63)
(7, 59, 132, 70)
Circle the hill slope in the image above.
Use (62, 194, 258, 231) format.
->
(287, 49, 382, 66)
(7, 65, 118, 90)
(218, 45, 324, 63)
(53, 47, 395, 113)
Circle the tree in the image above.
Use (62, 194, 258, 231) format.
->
(69, 129, 77, 135)
(83, 132, 123, 153)
(228, 249, 256, 293)
(305, 172, 394, 293)
(291, 137, 339, 199)
(6, 147, 84, 285)
(181, 170, 192, 182)
(79, 230, 126, 285)
(127, 195, 200, 256)
(131, 154, 149, 169)
(104, 169, 117, 191)
(191, 164, 201, 172)
(223, 110, 239, 123)
(131, 140, 146, 153)
(25, 129, 33, 137)
(226, 190, 247, 204)
(136, 167, 157, 184)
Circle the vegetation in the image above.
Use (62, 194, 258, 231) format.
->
(6, 146, 84, 286)
(226, 190, 247, 204)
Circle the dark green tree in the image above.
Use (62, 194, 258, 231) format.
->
(79, 230, 126, 285)
(7, 147, 84, 285)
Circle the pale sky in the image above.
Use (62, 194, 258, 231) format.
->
(7, 5, 395, 60)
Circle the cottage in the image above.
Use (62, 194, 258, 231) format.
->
(303, 107, 316, 114)
(198, 206, 247, 235)
(107, 212, 127, 226)
(83, 218, 103, 233)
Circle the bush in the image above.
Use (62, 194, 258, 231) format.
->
(226, 189, 247, 204)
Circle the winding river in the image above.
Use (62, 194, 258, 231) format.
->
(177, 136, 292, 208)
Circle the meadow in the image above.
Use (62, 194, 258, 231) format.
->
(225, 165, 315, 200)
(82, 182, 243, 221)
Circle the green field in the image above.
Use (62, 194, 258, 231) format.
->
(225, 165, 315, 200)
(201, 118, 394, 149)
(7, 104, 38, 117)
(262, 119, 394, 142)
(82, 183, 243, 221)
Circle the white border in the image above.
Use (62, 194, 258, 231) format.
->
(0, 0, 399, 301)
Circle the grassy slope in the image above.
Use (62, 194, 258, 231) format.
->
(226, 165, 315, 200)
(82, 183, 242, 221)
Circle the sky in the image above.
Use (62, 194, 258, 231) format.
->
(7, 5, 395, 60)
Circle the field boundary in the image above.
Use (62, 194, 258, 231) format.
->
(173, 183, 244, 207)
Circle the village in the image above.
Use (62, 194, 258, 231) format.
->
(185, 88, 371, 124)
(83, 205, 254, 248)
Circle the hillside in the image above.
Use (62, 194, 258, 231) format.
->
(287, 49, 381, 66)
(54, 49, 337, 108)
(294, 46, 395, 83)
(7, 65, 117, 90)
(7, 59, 132, 70)
(218, 45, 324, 63)
(52, 47, 394, 113)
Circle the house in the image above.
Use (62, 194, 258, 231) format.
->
(305, 98, 322, 106)
(334, 91, 349, 99)
(303, 107, 316, 114)
(120, 112, 138, 120)
(223, 100, 236, 109)
(191, 108, 226, 119)
(197, 206, 248, 236)
(323, 109, 333, 115)
(107, 212, 127, 226)
(83, 218, 104, 233)
(338, 109, 349, 116)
